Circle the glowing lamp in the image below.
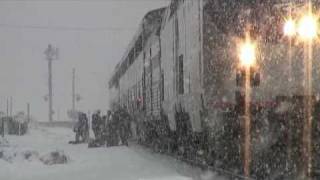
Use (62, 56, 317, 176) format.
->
(284, 19, 296, 37)
(239, 40, 256, 67)
(298, 14, 318, 40)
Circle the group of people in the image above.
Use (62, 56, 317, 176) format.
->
(72, 106, 132, 148)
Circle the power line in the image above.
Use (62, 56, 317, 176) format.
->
(0, 23, 136, 32)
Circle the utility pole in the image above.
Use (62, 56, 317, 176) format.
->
(72, 68, 76, 113)
(27, 103, 30, 123)
(2, 100, 4, 138)
(72, 68, 76, 123)
(57, 108, 60, 122)
(3, 97, 8, 137)
(1, 118, 3, 137)
(6, 98, 9, 117)
(48, 54, 53, 122)
(44, 44, 58, 122)
(10, 96, 12, 117)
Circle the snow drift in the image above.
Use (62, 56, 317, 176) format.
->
(0, 147, 69, 165)
(40, 150, 69, 165)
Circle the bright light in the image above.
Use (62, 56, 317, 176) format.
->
(284, 19, 296, 37)
(298, 14, 318, 40)
(239, 39, 256, 67)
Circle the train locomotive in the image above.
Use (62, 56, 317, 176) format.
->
(109, 0, 320, 179)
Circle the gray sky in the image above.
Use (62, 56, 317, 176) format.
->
(0, 0, 169, 121)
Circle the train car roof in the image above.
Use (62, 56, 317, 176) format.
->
(119, 7, 165, 66)
(109, 7, 166, 89)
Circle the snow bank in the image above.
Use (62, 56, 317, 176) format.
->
(0, 147, 69, 165)
(40, 150, 69, 165)
(1, 126, 228, 180)
(0, 148, 39, 163)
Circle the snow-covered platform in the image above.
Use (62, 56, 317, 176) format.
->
(0, 126, 224, 180)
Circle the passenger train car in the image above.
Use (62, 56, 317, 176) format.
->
(109, 0, 320, 179)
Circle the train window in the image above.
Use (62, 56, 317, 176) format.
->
(178, 55, 184, 94)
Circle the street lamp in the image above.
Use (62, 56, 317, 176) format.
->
(284, 19, 296, 37)
(239, 38, 256, 68)
(297, 14, 318, 40)
(237, 35, 257, 178)
(282, 4, 319, 178)
(298, 11, 318, 179)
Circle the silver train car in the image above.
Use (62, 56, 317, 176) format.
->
(109, 0, 320, 178)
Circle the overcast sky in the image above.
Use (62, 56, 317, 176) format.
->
(0, 0, 169, 121)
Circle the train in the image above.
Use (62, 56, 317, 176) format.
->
(109, 0, 320, 179)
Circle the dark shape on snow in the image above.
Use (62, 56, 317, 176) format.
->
(40, 150, 69, 165)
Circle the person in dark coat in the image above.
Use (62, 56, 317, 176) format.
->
(74, 113, 82, 143)
(118, 107, 131, 146)
(91, 110, 102, 142)
(72, 112, 88, 144)
(80, 113, 89, 142)
(107, 110, 120, 146)
(105, 110, 114, 147)
(101, 115, 108, 145)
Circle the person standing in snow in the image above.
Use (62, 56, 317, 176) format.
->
(73, 112, 82, 143)
(118, 106, 131, 146)
(91, 110, 102, 142)
(108, 109, 120, 146)
(101, 115, 108, 145)
(80, 112, 89, 142)
(72, 112, 87, 144)
(104, 110, 113, 147)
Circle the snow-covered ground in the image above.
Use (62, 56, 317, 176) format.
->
(0, 126, 224, 180)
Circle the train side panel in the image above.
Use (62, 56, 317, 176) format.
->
(119, 52, 144, 112)
(144, 33, 162, 119)
(182, 0, 203, 132)
(160, 0, 203, 132)
(160, 10, 176, 130)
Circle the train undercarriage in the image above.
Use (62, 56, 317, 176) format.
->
(135, 95, 320, 179)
